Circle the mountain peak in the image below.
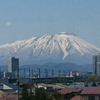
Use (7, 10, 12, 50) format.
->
(58, 32, 76, 36)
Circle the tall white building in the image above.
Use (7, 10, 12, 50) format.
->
(8, 57, 19, 78)
(93, 53, 100, 76)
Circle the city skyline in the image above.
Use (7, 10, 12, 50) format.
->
(0, 0, 100, 48)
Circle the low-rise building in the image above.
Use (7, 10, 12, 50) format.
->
(59, 87, 100, 100)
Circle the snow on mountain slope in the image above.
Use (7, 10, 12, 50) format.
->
(0, 32, 100, 65)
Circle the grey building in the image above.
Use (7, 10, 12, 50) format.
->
(93, 53, 100, 76)
(8, 57, 19, 78)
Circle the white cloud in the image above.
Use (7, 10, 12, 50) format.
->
(6, 22, 11, 26)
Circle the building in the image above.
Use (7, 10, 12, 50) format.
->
(59, 87, 100, 100)
(8, 57, 19, 78)
(3, 72, 15, 79)
(69, 71, 79, 77)
(93, 53, 100, 76)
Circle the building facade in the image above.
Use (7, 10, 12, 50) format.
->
(93, 53, 100, 76)
(8, 57, 19, 78)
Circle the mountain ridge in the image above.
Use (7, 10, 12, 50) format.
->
(0, 32, 100, 65)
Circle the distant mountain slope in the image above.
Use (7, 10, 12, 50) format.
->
(0, 32, 100, 65)
(21, 63, 92, 72)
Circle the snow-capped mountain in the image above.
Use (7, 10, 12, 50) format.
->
(0, 32, 100, 65)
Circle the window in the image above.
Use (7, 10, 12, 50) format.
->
(89, 96, 95, 100)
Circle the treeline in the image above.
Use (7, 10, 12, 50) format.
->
(19, 85, 64, 100)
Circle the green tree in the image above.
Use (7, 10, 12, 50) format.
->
(92, 82, 97, 86)
(57, 77, 61, 83)
(46, 95, 53, 100)
(34, 88, 48, 100)
(52, 91, 64, 100)
(86, 75, 100, 83)
(20, 86, 64, 100)
(19, 84, 34, 100)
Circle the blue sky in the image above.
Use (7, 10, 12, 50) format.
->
(0, 0, 100, 48)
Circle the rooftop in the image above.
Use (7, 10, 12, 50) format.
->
(59, 87, 83, 95)
(70, 96, 81, 100)
(59, 87, 100, 95)
(81, 87, 100, 95)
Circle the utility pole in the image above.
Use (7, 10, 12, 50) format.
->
(17, 67, 19, 79)
(45, 69, 48, 87)
(0, 67, 1, 78)
(16, 80, 20, 100)
(58, 70, 61, 77)
(38, 68, 40, 83)
(32, 68, 33, 78)
(24, 68, 26, 78)
(16, 67, 19, 100)
(29, 68, 31, 82)
(52, 70, 54, 83)
(74, 72, 76, 88)
(58, 70, 61, 83)
(63, 70, 65, 84)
